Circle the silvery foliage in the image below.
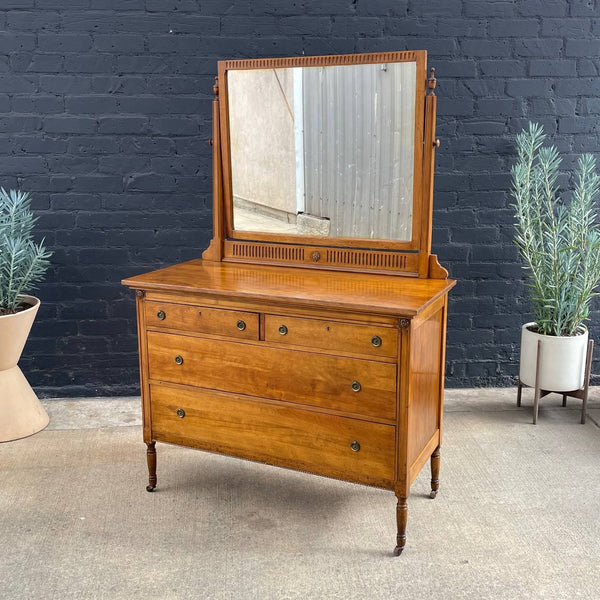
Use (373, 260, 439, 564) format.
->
(0, 188, 52, 314)
(512, 123, 600, 336)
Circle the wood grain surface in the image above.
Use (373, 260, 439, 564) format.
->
(144, 300, 259, 340)
(264, 313, 398, 358)
(147, 331, 397, 421)
(123, 259, 455, 317)
(150, 383, 396, 486)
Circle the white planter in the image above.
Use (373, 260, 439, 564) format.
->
(519, 322, 589, 392)
(0, 296, 49, 442)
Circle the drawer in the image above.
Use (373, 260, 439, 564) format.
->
(147, 331, 397, 421)
(264, 314, 398, 358)
(144, 301, 259, 340)
(150, 384, 396, 485)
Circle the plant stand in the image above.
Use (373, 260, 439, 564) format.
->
(0, 297, 49, 442)
(517, 338, 594, 425)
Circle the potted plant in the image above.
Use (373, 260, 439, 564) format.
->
(0, 188, 52, 442)
(512, 123, 600, 396)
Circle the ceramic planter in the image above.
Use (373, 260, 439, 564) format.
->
(0, 295, 49, 442)
(519, 322, 589, 392)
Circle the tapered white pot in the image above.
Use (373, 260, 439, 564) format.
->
(0, 296, 49, 442)
(519, 322, 588, 392)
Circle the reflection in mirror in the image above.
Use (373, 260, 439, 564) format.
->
(228, 61, 416, 241)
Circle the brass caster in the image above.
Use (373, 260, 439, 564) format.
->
(430, 490, 438, 499)
(146, 485, 156, 492)
(393, 545, 404, 556)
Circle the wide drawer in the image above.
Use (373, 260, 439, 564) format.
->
(144, 301, 259, 340)
(147, 331, 397, 421)
(150, 384, 396, 485)
(265, 314, 398, 358)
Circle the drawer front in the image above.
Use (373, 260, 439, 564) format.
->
(265, 314, 398, 358)
(150, 384, 395, 485)
(144, 301, 259, 340)
(147, 331, 397, 421)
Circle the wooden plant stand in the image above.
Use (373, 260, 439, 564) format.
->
(517, 339, 594, 425)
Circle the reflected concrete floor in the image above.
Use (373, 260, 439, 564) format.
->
(0, 387, 598, 599)
(233, 205, 298, 234)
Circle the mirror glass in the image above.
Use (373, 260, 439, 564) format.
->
(228, 61, 417, 241)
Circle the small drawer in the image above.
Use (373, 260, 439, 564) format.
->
(147, 332, 397, 421)
(265, 314, 398, 358)
(150, 384, 396, 486)
(144, 301, 259, 340)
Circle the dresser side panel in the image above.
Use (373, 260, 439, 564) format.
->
(407, 306, 443, 468)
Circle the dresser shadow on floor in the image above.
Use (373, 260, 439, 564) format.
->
(152, 449, 389, 516)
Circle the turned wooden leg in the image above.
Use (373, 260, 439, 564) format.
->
(393, 496, 408, 556)
(146, 441, 157, 492)
(430, 446, 441, 499)
(517, 381, 522, 407)
(533, 340, 542, 425)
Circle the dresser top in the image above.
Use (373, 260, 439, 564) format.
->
(122, 259, 455, 317)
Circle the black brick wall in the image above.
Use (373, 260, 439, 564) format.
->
(2, 0, 599, 396)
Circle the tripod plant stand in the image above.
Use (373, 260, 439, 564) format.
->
(517, 338, 594, 425)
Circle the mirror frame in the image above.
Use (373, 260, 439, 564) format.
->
(203, 51, 445, 278)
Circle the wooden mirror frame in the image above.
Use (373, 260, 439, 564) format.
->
(203, 51, 446, 279)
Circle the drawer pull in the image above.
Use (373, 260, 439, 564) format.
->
(176, 408, 186, 418)
(174, 355, 184, 365)
(157, 310, 166, 321)
(371, 335, 382, 347)
(350, 440, 361, 452)
(278, 325, 288, 336)
(236, 320, 246, 331)
(351, 381, 361, 392)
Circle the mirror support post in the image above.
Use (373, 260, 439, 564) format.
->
(419, 68, 440, 278)
(203, 77, 225, 262)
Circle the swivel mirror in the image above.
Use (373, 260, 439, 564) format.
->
(203, 51, 443, 277)
(228, 61, 417, 241)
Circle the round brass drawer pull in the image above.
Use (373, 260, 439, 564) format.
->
(157, 310, 166, 320)
(237, 320, 246, 331)
(176, 408, 186, 418)
(351, 381, 361, 392)
(371, 335, 382, 347)
(350, 440, 360, 452)
(174, 355, 184, 365)
(278, 325, 288, 336)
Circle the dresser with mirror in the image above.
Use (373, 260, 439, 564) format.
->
(123, 50, 455, 556)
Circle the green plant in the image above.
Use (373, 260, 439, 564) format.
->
(511, 122, 600, 336)
(0, 188, 52, 315)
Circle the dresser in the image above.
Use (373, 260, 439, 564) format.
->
(123, 50, 455, 555)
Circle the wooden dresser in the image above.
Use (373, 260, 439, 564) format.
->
(123, 51, 455, 555)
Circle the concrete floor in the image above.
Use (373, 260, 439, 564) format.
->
(1, 388, 599, 599)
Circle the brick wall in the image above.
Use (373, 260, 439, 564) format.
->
(1, 0, 598, 396)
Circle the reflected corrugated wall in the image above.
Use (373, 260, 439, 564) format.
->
(302, 62, 416, 240)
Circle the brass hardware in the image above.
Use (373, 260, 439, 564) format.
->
(371, 335, 382, 347)
(399, 318, 410, 329)
(176, 408, 186, 418)
(278, 325, 288, 336)
(311, 251, 321, 262)
(351, 381, 361, 392)
(174, 355, 184, 365)
(236, 320, 246, 331)
(350, 440, 360, 452)
(434, 139, 440, 148)
(157, 310, 166, 321)
(135, 290, 145, 298)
